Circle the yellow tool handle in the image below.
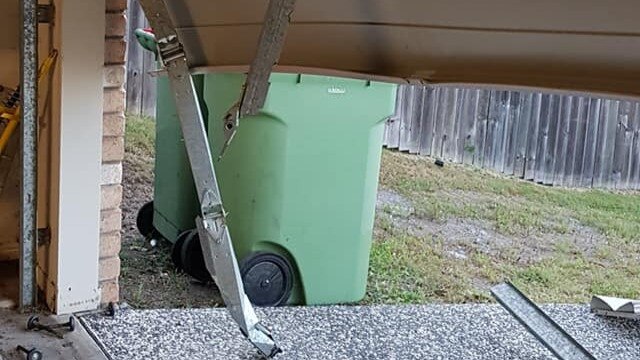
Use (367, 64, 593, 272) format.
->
(0, 50, 58, 154)
(0, 111, 19, 154)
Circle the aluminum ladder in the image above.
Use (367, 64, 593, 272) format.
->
(137, 0, 296, 358)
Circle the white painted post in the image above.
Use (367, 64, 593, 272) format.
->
(49, 0, 105, 314)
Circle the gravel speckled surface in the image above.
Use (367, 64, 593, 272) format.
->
(81, 304, 640, 360)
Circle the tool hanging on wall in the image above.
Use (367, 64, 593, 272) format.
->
(0, 50, 58, 154)
(2, 86, 20, 111)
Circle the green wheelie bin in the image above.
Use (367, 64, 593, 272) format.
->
(137, 71, 396, 306)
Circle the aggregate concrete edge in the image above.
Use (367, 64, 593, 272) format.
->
(81, 304, 640, 360)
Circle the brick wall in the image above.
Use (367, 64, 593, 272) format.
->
(100, 0, 127, 304)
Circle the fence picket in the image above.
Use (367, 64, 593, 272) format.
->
(126, 0, 157, 117)
(496, 91, 511, 173)
(432, 87, 452, 159)
(452, 89, 467, 163)
(384, 85, 405, 149)
(398, 85, 415, 151)
(567, 97, 589, 187)
(419, 87, 438, 156)
(460, 89, 479, 165)
(553, 96, 572, 187)
(473, 90, 491, 167)
(407, 87, 425, 154)
(524, 93, 542, 180)
(542, 95, 561, 184)
(614, 101, 635, 188)
(581, 98, 602, 187)
(593, 100, 619, 188)
(512, 92, 532, 178)
(630, 103, 640, 189)
(563, 99, 574, 187)
(442, 88, 460, 161)
(504, 92, 522, 176)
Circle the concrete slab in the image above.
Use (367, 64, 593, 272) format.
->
(81, 304, 640, 360)
(0, 310, 107, 360)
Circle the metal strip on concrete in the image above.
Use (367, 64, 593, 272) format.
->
(491, 283, 596, 360)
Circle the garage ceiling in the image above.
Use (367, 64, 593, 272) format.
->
(167, 0, 640, 98)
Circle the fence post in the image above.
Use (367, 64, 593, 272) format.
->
(125, 0, 157, 117)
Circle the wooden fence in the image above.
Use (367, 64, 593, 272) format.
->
(122, 1, 640, 190)
(125, 0, 156, 117)
(384, 86, 640, 190)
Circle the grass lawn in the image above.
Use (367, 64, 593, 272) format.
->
(122, 115, 640, 307)
(366, 150, 640, 304)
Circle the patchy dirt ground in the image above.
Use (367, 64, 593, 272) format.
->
(119, 117, 221, 309)
(366, 151, 640, 303)
(376, 188, 607, 266)
(120, 155, 224, 309)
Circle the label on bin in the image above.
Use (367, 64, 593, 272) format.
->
(327, 86, 346, 95)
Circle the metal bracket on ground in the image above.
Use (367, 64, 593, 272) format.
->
(491, 282, 596, 360)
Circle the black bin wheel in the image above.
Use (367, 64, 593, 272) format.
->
(240, 252, 294, 307)
(136, 201, 155, 238)
(180, 230, 213, 283)
(171, 230, 191, 271)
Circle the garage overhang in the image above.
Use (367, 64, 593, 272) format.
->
(164, 0, 640, 98)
